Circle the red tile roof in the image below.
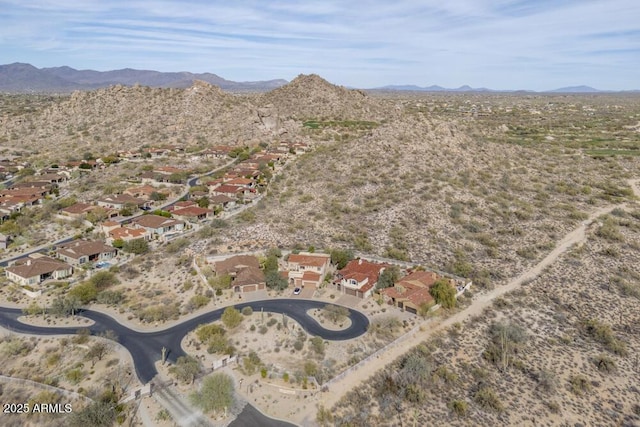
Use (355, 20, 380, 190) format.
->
(288, 253, 330, 268)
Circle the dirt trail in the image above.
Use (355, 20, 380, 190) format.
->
(302, 182, 638, 424)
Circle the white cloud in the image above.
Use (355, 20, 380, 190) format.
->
(0, 0, 638, 89)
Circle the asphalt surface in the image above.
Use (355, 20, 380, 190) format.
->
(0, 299, 369, 383)
(229, 403, 297, 427)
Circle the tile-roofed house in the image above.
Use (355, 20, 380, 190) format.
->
(96, 194, 149, 210)
(0, 187, 49, 200)
(5, 254, 73, 287)
(224, 178, 255, 188)
(131, 214, 185, 239)
(286, 252, 331, 288)
(210, 184, 248, 198)
(55, 240, 117, 266)
(9, 181, 53, 191)
(169, 204, 213, 222)
(212, 255, 266, 293)
(107, 226, 150, 245)
(380, 270, 454, 314)
(123, 185, 161, 200)
(61, 202, 98, 218)
(334, 258, 389, 299)
(209, 195, 235, 209)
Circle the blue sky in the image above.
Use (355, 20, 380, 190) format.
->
(1, 0, 638, 90)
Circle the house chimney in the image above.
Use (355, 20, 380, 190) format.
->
(26, 260, 31, 266)
(358, 258, 362, 265)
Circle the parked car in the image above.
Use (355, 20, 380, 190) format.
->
(293, 288, 301, 295)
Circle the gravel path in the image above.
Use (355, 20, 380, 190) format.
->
(302, 184, 637, 423)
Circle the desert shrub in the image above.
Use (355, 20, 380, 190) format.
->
(165, 237, 190, 254)
(96, 290, 124, 305)
(534, 368, 558, 394)
(483, 321, 527, 371)
(368, 317, 402, 340)
(474, 386, 503, 412)
(122, 238, 149, 254)
(170, 355, 200, 384)
(449, 399, 468, 417)
(569, 374, 591, 396)
(241, 306, 253, 316)
(596, 217, 623, 241)
(384, 247, 410, 261)
(139, 303, 180, 322)
(65, 368, 84, 384)
(89, 271, 119, 290)
(242, 351, 262, 375)
(310, 336, 325, 356)
(429, 278, 456, 308)
(593, 354, 617, 373)
(316, 404, 334, 425)
(196, 324, 226, 343)
(265, 271, 288, 290)
(69, 282, 98, 304)
(187, 294, 210, 311)
(581, 318, 627, 355)
(323, 304, 349, 323)
(221, 306, 243, 329)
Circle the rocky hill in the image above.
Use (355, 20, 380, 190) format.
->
(261, 74, 390, 121)
(0, 75, 392, 160)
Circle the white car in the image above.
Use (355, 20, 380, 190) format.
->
(293, 288, 301, 295)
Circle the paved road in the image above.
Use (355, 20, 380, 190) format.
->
(0, 299, 368, 383)
(229, 404, 297, 427)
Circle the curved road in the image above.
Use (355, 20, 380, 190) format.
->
(0, 299, 369, 383)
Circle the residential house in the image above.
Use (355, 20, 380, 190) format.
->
(55, 240, 117, 266)
(0, 199, 25, 221)
(169, 205, 213, 222)
(96, 194, 149, 210)
(0, 187, 49, 201)
(209, 195, 235, 210)
(286, 252, 331, 288)
(210, 184, 249, 199)
(6, 254, 73, 287)
(224, 178, 256, 189)
(334, 259, 389, 299)
(213, 255, 266, 293)
(60, 202, 99, 218)
(131, 214, 185, 239)
(9, 181, 54, 192)
(106, 226, 150, 245)
(380, 271, 454, 314)
(199, 146, 233, 159)
(123, 185, 163, 200)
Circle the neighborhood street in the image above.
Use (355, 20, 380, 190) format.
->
(0, 299, 369, 383)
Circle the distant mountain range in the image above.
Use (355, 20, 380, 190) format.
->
(0, 63, 637, 94)
(0, 63, 288, 93)
(374, 84, 638, 94)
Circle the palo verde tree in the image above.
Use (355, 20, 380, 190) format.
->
(429, 278, 457, 309)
